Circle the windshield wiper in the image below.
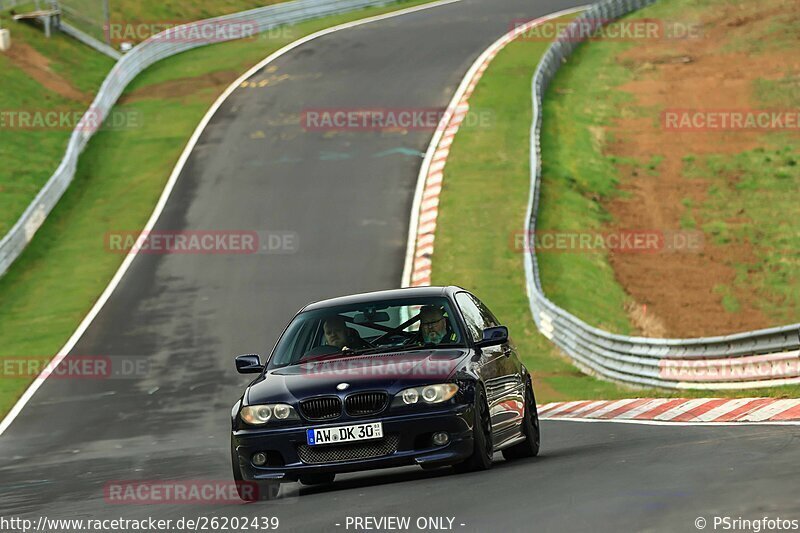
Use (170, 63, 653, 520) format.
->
(339, 346, 402, 356)
(400, 343, 464, 351)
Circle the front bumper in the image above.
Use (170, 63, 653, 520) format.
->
(233, 405, 473, 482)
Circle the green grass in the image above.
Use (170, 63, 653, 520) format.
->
(535, 2, 722, 334)
(683, 145, 800, 323)
(721, 5, 800, 54)
(532, 0, 800, 333)
(431, 10, 800, 401)
(24, 0, 294, 43)
(0, 12, 115, 236)
(536, 16, 639, 335)
(754, 74, 800, 107)
(0, 0, 439, 417)
(713, 284, 741, 313)
(0, 0, 323, 236)
(432, 16, 645, 402)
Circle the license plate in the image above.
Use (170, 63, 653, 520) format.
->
(306, 422, 383, 446)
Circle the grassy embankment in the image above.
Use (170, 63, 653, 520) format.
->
(0, 0, 439, 416)
(431, 3, 800, 401)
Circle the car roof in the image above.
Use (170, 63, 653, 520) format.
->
(301, 286, 466, 312)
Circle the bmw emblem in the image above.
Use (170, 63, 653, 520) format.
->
(336, 383, 350, 391)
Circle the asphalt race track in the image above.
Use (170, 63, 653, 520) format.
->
(1, 0, 798, 531)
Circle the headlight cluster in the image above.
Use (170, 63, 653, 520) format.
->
(393, 383, 459, 406)
(240, 404, 298, 425)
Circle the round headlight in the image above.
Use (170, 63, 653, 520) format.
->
(273, 404, 291, 419)
(241, 405, 274, 425)
(402, 388, 419, 405)
(422, 386, 439, 403)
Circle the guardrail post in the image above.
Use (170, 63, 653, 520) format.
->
(0, 28, 10, 51)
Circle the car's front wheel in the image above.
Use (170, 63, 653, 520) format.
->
(501, 379, 540, 460)
(453, 385, 493, 473)
(231, 437, 280, 501)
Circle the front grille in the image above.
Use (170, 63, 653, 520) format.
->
(296, 435, 399, 464)
(300, 397, 342, 421)
(345, 392, 388, 417)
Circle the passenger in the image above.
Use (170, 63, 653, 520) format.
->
(323, 316, 369, 350)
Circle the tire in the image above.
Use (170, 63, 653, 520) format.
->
(231, 437, 280, 501)
(501, 380, 540, 460)
(299, 473, 335, 486)
(453, 385, 493, 473)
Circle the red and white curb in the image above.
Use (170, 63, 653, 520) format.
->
(401, 7, 587, 288)
(538, 398, 800, 425)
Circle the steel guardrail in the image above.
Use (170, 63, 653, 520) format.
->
(524, 0, 800, 389)
(0, 0, 398, 277)
(60, 20, 122, 59)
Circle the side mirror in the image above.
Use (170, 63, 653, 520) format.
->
(475, 326, 508, 348)
(235, 354, 264, 374)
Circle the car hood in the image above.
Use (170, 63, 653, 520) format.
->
(246, 349, 470, 405)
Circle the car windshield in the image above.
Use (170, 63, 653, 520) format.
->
(267, 296, 464, 369)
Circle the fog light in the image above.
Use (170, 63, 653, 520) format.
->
(252, 452, 267, 466)
(432, 432, 449, 446)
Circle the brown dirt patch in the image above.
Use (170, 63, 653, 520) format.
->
(119, 70, 240, 104)
(601, 0, 799, 337)
(4, 40, 90, 103)
(625, 301, 667, 338)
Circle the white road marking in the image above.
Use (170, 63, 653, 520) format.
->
(0, 0, 470, 438)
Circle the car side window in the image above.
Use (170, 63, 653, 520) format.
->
(468, 294, 500, 328)
(455, 292, 484, 342)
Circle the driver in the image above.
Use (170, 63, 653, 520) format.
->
(323, 316, 369, 350)
(416, 305, 457, 345)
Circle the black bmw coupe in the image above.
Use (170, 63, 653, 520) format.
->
(230, 286, 540, 500)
